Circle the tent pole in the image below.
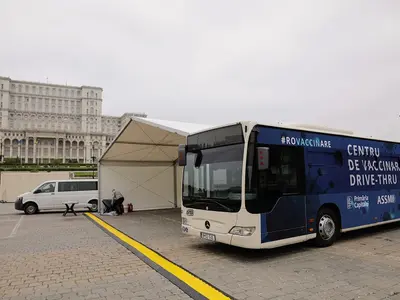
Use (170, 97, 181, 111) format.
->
(173, 162, 178, 208)
(98, 162, 102, 215)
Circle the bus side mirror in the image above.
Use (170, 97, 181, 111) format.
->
(194, 150, 203, 168)
(257, 147, 269, 170)
(178, 144, 187, 166)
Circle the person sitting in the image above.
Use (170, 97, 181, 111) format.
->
(112, 189, 125, 215)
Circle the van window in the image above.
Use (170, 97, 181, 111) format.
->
(37, 182, 55, 193)
(78, 181, 98, 191)
(58, 181, 78, 192)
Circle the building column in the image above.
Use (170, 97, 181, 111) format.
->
(86, 144, 91, 163)
(40, 144, 43, 164)
(83, 146, 86, 163)
(62, 140, 66, 163)
(76, 142, 80, 163)
(33, 139, 36, 163)
(17, 141, 21, 160)
(25, 139, 28, 163)
(55, 138, 58, 161)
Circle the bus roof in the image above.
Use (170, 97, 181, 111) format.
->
(187, 121, 399, 144)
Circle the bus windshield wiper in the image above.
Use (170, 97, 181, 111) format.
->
(188, 196, 233, 212)
(206, 199, 233, 212)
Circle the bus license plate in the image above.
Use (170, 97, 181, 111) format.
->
(200, 232, 216, 242)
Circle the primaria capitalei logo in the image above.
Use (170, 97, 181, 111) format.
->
(347, 195, 369, 210)
(281, 135, 331, 148)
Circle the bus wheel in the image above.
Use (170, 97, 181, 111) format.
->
(315, 208, 339, 247)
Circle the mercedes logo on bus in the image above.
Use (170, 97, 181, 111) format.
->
(205, 220, 210, 229)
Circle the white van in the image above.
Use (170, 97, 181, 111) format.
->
(14, 179, 99, 215)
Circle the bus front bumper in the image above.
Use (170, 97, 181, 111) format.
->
(181, 224, 233, 245)
(181, 224, 260, 248)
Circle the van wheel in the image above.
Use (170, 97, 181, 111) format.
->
(315, 207, 339, 247)
(24, 202, 38, 215)
(88, 200, 98, 212)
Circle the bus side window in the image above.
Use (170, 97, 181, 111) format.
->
(257, 145, 305, 212)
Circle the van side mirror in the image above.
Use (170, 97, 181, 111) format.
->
(178, 144, 187, 166)
(33, 189, 42, 194)
(257, 147, 269, 170)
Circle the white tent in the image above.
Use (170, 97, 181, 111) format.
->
(97, 117, 211, 213)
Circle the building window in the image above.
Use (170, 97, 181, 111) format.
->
(1, 84, 3, 89)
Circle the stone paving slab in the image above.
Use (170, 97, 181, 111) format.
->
(102, 209, 400, 300)
(0, 212, 191, 300)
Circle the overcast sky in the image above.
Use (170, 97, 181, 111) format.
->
(1, 0, 399, 139)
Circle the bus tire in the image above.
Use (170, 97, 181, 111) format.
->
(315, 207, 339, 247)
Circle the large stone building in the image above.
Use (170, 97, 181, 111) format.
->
(0, 76, 147, 163)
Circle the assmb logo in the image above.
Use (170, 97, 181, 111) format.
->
(377, 194, 396, 204)
(347, 195, 369, 209)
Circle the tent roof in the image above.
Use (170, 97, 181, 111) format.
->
(99, 117, 212, 163)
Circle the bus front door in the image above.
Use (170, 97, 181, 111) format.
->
(263, 195, 307, 242)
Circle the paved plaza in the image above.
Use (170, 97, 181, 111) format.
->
(0, 204, 189, 300)
(1, 203, 400, 299)
(102, 209, 400, 300)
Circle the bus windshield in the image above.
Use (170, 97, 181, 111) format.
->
(182, 143, 244, 212)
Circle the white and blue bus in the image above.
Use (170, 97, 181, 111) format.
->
(178, 121, 400, 249)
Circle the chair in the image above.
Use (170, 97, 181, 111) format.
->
(102, 199, 113, 213)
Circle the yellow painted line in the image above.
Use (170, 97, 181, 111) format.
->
(85, 213, 231, 300)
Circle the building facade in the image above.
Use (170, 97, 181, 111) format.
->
(0, 76, 146, 163)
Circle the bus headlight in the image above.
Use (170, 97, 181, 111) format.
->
(229, 226, 256, 236)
